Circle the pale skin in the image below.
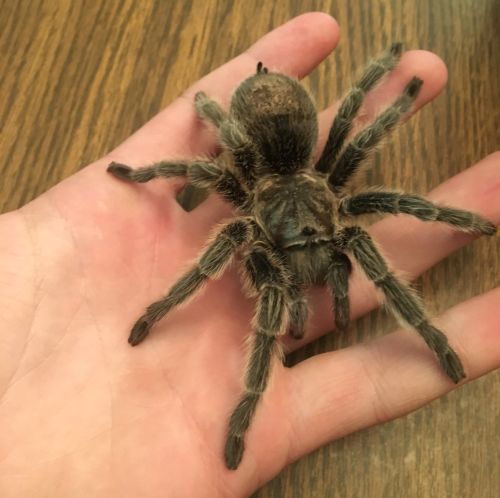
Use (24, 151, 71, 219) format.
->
(0, 13, 499, 498)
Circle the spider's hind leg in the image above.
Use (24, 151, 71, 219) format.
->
(316, 43, 403, 173)
(177, 91, 228, 211)
(195, 88, 260, 186)
(328, 76, 423, 191)
(194, 91, 227, 128)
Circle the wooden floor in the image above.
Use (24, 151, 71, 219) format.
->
(1, 1, 498, 496)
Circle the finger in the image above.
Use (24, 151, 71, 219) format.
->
(317, 49, 448, 156)
(285, 286, 500, 464)
(283, 151, 500, 352)
(106, 12, 339, 165)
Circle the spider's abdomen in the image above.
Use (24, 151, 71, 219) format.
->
(229, 72, 318, 174)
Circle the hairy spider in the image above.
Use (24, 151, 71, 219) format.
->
(107, 44, 496, 470)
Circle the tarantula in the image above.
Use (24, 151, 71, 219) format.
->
(107, 43, 496, 470)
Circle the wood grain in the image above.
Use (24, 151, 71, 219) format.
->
(1, 1, 498, 497)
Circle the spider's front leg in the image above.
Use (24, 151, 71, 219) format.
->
(225, 243, 289, 469)
(326, 248, 353, 331)
(342, 226, 465, 383)
(127, 218, 252, 345)
(287, 282, 308, 339)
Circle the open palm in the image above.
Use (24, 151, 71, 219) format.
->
(0, 13, 499, 498)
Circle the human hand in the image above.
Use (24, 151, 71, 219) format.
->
(0, 12, 499, 498)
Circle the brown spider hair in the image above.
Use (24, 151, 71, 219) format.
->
(107, 43, 496, 469)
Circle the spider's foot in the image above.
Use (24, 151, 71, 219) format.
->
(224, 434, 244, 470)
(288, 325, 305, 340)
(107, 162, 133, 180)
(439, 348, 466, 384)
(405, 76, 424, 98)
(194, 90, 207, 102)
(335, 315, 350, 333)
(389, 42, 404, 57)
(478, 219, 496, 236)
(128, 318, 151, 346)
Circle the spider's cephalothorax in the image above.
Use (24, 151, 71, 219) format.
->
(107, 44, 496, 470)
(253, 172, 339, 284)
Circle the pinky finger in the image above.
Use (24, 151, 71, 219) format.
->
(285, 286, 500, 464)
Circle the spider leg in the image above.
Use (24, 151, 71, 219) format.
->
(107, 160, 248, 209)
(181, 92, 243, 211)
(107, 161, 187, 182)
(195, 87, 260, 187)
(194, 91, 227, 128)
(225, 243, 289, 469)
(340, 190, 496, 235)
(328, 76, 423, 192)
(315, 43, 403, 173)
(127, 219, 252, 346)
(194, 89, 260, 187)
(219, 120, 259, 187)
(342, 226, 465, 383)
(326, 248, 353, 331)
(287, 282, 308, 339)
